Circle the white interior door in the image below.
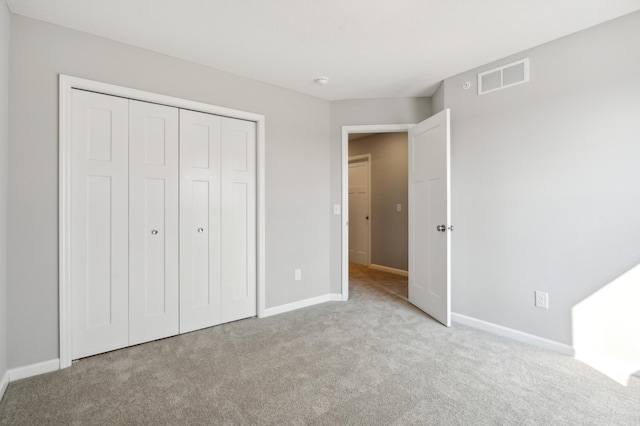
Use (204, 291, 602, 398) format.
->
(70, 92, 257, 357)
(348, 157, 370, 265)
(128, 100, 180, 345)
(179, 109, 223, 333)
(70, 89, 129, 359)
(179, 111, 257, 331)
(408, 109, 451, 326)
(220, 117, 257, 323)
(63, 78, 264, 366)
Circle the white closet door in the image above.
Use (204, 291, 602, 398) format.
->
(179, 109, 223, 333)
(221, 117, 257, 323)
(71, 90, 129, 359)
(129, 100, 180, 345)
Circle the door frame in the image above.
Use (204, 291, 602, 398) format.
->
(341, 124, 414, 300)
(348, 154, 372, 266)
(59, 75, 267, 368)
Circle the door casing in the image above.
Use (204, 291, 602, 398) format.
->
(59, 75, 266, 368)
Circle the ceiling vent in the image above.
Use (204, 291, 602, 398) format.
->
(478, 58, 529, 95)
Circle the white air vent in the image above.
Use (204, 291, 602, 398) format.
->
(478, 58, 529, 95)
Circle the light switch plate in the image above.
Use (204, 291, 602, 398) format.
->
(333, 204, 341, 215)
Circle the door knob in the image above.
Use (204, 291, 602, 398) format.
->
(197, 228, 204, 233)
(365, 216, 369, 220)
(151, 230, 159, 235)
(436, 225, 446, 232)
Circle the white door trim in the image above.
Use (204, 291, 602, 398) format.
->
(341, 124, 414, 300)
(348, 154, 372, 266)
(59, 74, 267, 368)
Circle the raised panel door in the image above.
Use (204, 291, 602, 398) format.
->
(408, 109, 451, 326)
(220, 117, 257, 323)
(179, 109, 223, 333)
(70, 89, 129, 359)
(129, 100, 180, 345)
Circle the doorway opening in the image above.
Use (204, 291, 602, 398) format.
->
(341, 124, 413, 300)
(348, 131, 410, 302)
(342, 111, 452, 326)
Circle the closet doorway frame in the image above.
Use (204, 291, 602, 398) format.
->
(58, 75, 267, 369)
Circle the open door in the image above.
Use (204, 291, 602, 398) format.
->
(408, 109, 451, 326)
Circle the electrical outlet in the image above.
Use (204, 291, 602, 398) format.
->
(396, 203, 402, 212)
(535, 291, 549, 309)
(294, 269, 302, 281)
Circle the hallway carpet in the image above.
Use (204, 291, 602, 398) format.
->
(1, 265, 638, 425)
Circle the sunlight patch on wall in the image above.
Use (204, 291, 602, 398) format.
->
(572, 263, 640, 386)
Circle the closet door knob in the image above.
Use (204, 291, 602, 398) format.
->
(197, 228, 204, 233)
(151, 230, 159, 235)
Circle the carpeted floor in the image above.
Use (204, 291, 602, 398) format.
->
(1, 264, 639, 425)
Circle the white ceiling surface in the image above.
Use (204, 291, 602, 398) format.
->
(6, 0, 640, 100)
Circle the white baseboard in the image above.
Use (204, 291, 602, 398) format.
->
(9, 359, 60, 382)
(369, 264, 408, 277)
(451, 313, 575, 357)
(0, 370, 8, 401)
(329, 293, 344, 301)
(263, 294, 337, 318)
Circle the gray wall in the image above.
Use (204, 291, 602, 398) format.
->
(0, 1, 9, 384)
(445, 11, 640, 346)
(8, 15, 331, 368)
(349, 133, 408, 271)
(330, 98, 431, 293)
(431, 82, 444, 114)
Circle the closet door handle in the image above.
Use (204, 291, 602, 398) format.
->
(197, 228, 204, 233)
(151, 230, 159, 235)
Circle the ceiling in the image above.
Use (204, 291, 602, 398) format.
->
(6, 0, 640, 101)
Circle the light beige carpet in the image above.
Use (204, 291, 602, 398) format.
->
(1, 264, 638, 425)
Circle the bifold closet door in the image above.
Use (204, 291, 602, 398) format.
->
(71, 90, 129, 359)
(179, 110, 257, 333)
(128, 100, 179, 345)
(220, 117, 257, 323)
(71, 90, 256, 357)
(179, 109, 223, 333)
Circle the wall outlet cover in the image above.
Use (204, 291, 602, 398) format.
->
(535, 291, 549, 309)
